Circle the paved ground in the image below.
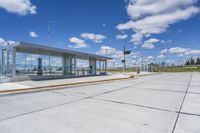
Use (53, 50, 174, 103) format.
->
(0, 72, 199, 133)
(0, 73, 142, 92)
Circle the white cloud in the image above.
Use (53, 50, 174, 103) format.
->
(168, 47, 189, 54)
(117, 0, 199, 44)
(160, 49, 168, 55)
(146, 56, 154, 61)
(157, 54, 165, 59)
(69, 37, 88, 48)
(7, 40, 15, 44)
(102, 23, 106, 27)
(97, 46, 117, 55)
(141, 38, 159, 49)
(130, 33, 143, 45)
(126, 0, 198, 20)
(81, 33, 106, 43)
(0, 0, 37, 15)
(161, 40, 172, 44)
(0, 37, 6, 46)
(96, 45, 123, 59)
(159, 47, 200, 57)
(29, 31, 38, 38)
(0, 37, 15, 46)
(185, 50, 200, 55)
(116, 34, 128, 40)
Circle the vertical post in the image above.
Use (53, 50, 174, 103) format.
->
(37, 58, 43, 76)
(103, 60, 105, 71)
(89, 59, 96, 75)
(0, 48, 2, 76)
(65, 56, 70, 75)
(48, 22, 52, 75)
(94, 60, 97, 75)
(105, 60, 107, 74)
(6, 47, 9, 76)
(141, 56, 144, 72)
(99, 61, 101, 74)
(62, 56, 67, 75)
(123, 45, 126, 74)
(11, 48, 16, 76)
(48, 23, 50, 72)
(1, 50, 4, 76)
(74, 56, 77, 75)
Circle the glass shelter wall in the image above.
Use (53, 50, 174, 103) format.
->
(1, 48, 13, 76)
(96, 60, 107, 75)
(16, 52, 63, 76)
(76, 59, 89, 76)
(1, 44, 109, 77)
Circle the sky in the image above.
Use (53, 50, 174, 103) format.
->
(0, 0, 200, 67)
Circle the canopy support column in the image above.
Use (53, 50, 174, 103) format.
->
(11, 48, 16, 76)
(89, 59, 96, 75)
(62, 56, 67, 75)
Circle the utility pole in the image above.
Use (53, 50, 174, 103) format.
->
(48, 21, 54, 75)
(105, 48, 108, 56)
(48, 23, 50, 48)
(48, 22, 51, 75)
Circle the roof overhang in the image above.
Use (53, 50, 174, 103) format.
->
(12, 42, 112, 61)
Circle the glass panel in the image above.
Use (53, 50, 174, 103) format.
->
(70, 57, 75, 75)
(77, 59, 89, 76)
(2, 49, 7, 75)
(16, 52, 63, 76)
(16, 52, 38, 75)
(49, 56, 62, 75)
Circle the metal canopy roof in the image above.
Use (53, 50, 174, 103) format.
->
(12, 42, 112, 60)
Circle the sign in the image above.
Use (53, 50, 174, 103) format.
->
(37, 58, 43, 76)
(124, 50, 131, 55)
(122, 59, 125, 63)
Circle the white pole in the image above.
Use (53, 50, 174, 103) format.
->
(48, 22, 51, 75)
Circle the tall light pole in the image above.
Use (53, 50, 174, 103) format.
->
(48, 21, 54, 75)
(48, 22, 50, 75)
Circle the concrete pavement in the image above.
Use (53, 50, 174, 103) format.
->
(0, 74, 134, 94)
(0, 72, 154, 95)
(0, 73, 199, 133)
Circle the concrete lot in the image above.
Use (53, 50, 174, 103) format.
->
(0, 73, 199, 133)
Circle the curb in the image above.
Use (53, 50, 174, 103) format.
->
(0, 76, 135, 96)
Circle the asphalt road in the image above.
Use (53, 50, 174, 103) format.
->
(0, 73, 199, 133)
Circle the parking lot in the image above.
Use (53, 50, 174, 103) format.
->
(0, 73, 199, 133)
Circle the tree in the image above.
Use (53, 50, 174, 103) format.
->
(196, 57, 200, 65)
(185, 60, 190, 66)
(190, 58, 195, 65)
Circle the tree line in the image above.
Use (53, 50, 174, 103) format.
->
(185, 57, 200, 66)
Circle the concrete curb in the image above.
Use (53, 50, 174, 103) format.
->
(0, 76, 136, 96)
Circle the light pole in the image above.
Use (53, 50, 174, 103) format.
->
(48, 21, 54, 75)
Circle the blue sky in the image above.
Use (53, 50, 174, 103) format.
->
(0, 0, 200, 66)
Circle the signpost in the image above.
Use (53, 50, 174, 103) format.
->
(123, 45, 131, 74)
